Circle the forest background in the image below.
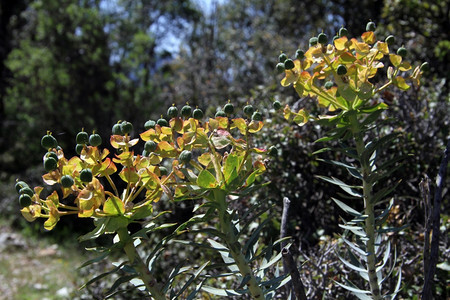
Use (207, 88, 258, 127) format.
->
(0, 0, 448, 299)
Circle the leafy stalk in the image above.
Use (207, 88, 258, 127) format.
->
(214, 189, 265, 300)
(117, 228, 166, 300)
(350, 113, 382, 300)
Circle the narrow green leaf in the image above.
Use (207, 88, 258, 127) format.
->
(79, 262, 126, 290)
(337, 253, 368, 273)
(333, 198, 364, 217)
(334, 280, 371, 295)
(105, 275, 137, 297)
(316, 175, 361, 189)
(376, 241, 391, 273)
(78, 250, 111, 269)
(339, 224, 367, 237)
(361, 133, 401, 165)
(201, 286, 244, 296)
(259, 248, 285, 271)
(342, 236, 369, 257)
(186, 282, 205, 300)
(312, 147, 332, 155)
(243, 218, 270, 258)
(377, 224, 409, 233)
(78, 218, 108, 241)
(173, 261, 209, 299)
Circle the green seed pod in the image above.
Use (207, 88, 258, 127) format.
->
(144, 120, 156, 130)
(41, 134, 58, 149)
(19, 194, 32, 208)
(80, 168, 93, 183)
(179, 150, 192, 164)
(339, 27, 348, 37)
(284, 59, 295, 70)
(44, 151, 58, 162)
(167, 106, 178, 118)
(120, 121, 133, 134)
(273, 100, 282, 110)
(19, 187, 34, 197)
(276, 62, 285, 74)
(193, 108, 204, 120)
(112, 123, 123, 135)
(366, 21, 376, 32)
(15, 181, 29, 194)
(76, 131, 89, 144)
(181, 105, 192, 118)
(324, 81, 334, 89)
(75, 144, 84, 155)
(385, 35, 395, 46)
(318, 32, 328, 45)
(215, 110, 227, 118)
(309, 37, 318, 46)
(60, 175, 74, 188)
(251, 111, 263, 121)
(224, 103, 234, 115)
(159, 166, 168, 176)
(243, 105, 255, 117)
(144, 140, 157, 152)
(336, 64, 347, 75)
(157, 118, 169, 127)
(268, 146, 278, 157)
(44, 157, 58, 172)
(278, 53, 288, 63)
(397, 47, 407, 58)
(142, 150, 149, 157)
(420, 62, 430, 72)
(295, 49, 305, 60)
(332, 35, 339, 42)
(89, 133, 102, 147)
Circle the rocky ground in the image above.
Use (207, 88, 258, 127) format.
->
(0, 225, 84, 300)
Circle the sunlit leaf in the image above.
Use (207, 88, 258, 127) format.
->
(21, 204, 41, 222)
(119, 167, 139, 183)
(156, 141, 177, 158)
(211, 129, 231, 149)
(248, 120, 264, 133)
(170, 117, 184, 133)
(103, 195, 125, 215)
(216, 116, 228, 129)
(231, 118, 247, 135)
(198, 152, 213, 166)
(398, 61, 412, 71)
(361, 32, 376, 44)
(393, 76, 410, 90)
(334, 36, 348, 51)
(197, 170, 218, 189)
(389, 54, 402, 67)
(281, 69, 299, 87)
(375, 41, 389, 55)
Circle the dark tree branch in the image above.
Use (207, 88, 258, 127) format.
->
(282, 247, 308, 300)
(422, 140, 450, 299)
(280, 197, 290, 249)
(280, 197, 308, 300)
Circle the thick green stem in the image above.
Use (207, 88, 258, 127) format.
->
(117, 228, 166, 300)
(214, 189, 265, 300)
(350, 115, 382, 300)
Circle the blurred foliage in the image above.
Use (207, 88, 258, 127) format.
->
(0, 0, 448, 298)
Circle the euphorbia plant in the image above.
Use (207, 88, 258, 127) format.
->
(16, 103, 289, 298)
(278, 22, 425, 299)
